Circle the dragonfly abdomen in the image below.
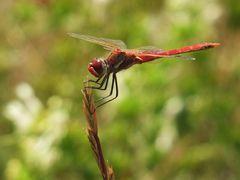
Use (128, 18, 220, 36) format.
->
(155, 43, 220, 56)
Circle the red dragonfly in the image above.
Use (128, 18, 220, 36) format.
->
(69, 33, 220, 108)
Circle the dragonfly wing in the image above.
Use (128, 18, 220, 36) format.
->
(131, 51, 196, 63)
(130, 47, 195, 60)
(68, 33, 127, 50)
(137, 53, 195, 60)
(132, 46, 164, 52)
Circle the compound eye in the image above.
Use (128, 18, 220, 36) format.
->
(88, 58, 105, 77)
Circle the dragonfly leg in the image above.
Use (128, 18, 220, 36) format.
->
(84, 76, 102, 85)
(98, 73, 110, 90)
(96, 73, 115, 102)
(96, 73, 118, 108)
(85, 74, 109, 90)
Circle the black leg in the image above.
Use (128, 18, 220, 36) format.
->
(85, 73, 110, 90)
(96, 73, 115, 102)
(98, 73, 110, 90)
(96, 73, 118, 108)
(84, 76, 102, 85)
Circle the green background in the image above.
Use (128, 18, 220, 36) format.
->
(1, 0, 239, 179)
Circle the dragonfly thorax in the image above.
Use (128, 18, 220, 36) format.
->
(88, 58, 108, 77)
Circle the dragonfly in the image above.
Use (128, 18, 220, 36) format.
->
(69, 33, 220, 108)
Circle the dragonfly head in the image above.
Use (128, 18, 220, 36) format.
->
(88, 58, 107, 77)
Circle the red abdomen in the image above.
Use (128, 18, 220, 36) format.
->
(137, 43, 220, 62)
(156, 43, 220, 56)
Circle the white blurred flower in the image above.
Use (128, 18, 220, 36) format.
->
(155, 119, 177, 153)
(22, 136, 58, 170)
(4, 82, 42, 133)
(21, 106, 68, 170)
(4, 82, 69, 170)
(155, 97, 184, 153)
(164, 96, 184, 118)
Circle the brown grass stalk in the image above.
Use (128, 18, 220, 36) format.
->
(82, 83, 114, 180)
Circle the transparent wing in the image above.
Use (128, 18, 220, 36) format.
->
(129, 46, 195, 60)
(132, 46, 164, 52)
(68, 33, 127, 50)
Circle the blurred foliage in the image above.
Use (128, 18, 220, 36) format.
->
(0, 0, 240, 179)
